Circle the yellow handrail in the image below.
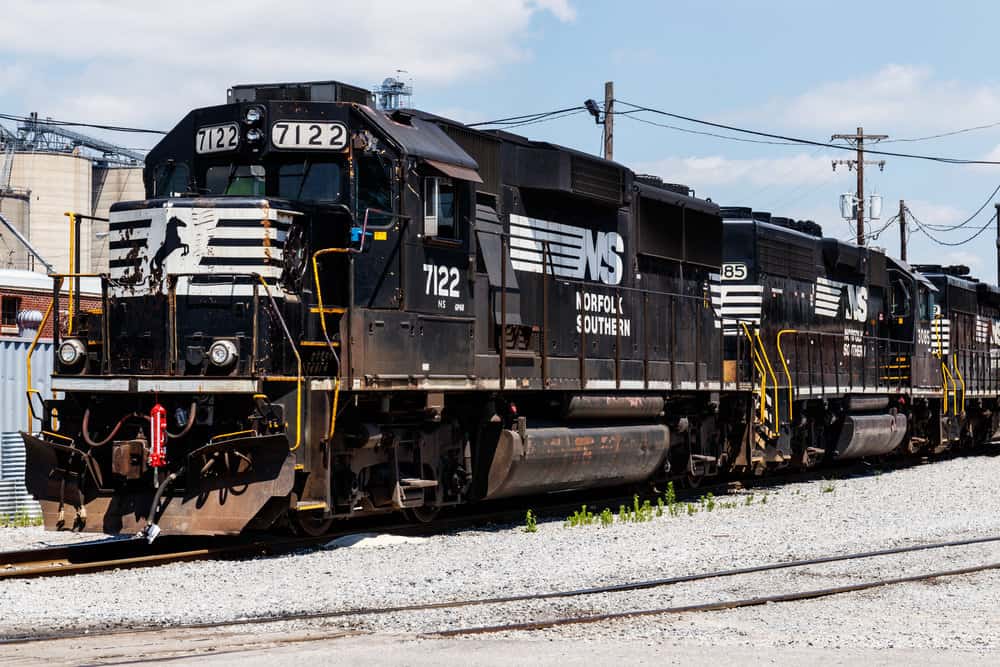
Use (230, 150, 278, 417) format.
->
(311, 247, 350, 349)
(755, 329, 781, 427)
(952, 353, 965, 415)
(741, 322, 768, 426)
(939, 360, 955, 416)
(328, 378, 341, 440)
(65, 212, 76, 334)
(776, 329, 798, 421)
(25, 298, 54, 431)
(210, 429, 256, 443)
(256, 275, 302, 451)
(311, 247, 348, 444)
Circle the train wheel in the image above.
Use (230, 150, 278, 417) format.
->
(686, 472, 704, 489)
(404, 505, 441, 523)
(291, 512, 334, 537)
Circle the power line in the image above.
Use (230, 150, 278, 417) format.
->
(0, 112, 166, 135)
(466, 106, 584, 128)
(618, 112, 801, 146)
(906, 205, 997, 246)
(909, 181, 1000, 232)
(882, 120, 1000, 144)
(613, 99, 1000, 165)
(496, 109, 588, 130)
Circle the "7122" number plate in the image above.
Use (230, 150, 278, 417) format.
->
(271, 121, 348, 150)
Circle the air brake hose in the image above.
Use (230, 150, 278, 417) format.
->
(143, 466, 185, 544)
(81, 409, 146, 447)
(81, 401, 196, 447)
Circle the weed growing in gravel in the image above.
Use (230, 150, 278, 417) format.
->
(566, 505, 596, 527)
(0, 510, 41, 527)
(720, 501, 737, 509)
(821, 482, 836, 493)
(600, 508, 614, 527)
(745, 493, 755, 506)
(665, 482, 679, 516)
(761, 493, 768, 504)
(686, 503, 697, 516)
(524, 510, 538, 533)
(619, 504, 628, 523)
(656, 497, 665, 517)
(704, 493, 716, 512)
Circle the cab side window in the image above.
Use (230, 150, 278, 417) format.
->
(423, 176, 459, 241)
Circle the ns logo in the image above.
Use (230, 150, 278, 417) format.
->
(844, 285, 868, 323)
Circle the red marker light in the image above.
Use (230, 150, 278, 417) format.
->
(149, 403, 167, 468)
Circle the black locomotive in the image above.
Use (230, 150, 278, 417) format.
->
(21, 80, 1000, 538)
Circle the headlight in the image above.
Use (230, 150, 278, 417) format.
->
(208, 339, 238, 367)
(246, 128, 263, 143)
(58, 338, 86, 366)
(244, 107, 262, 124)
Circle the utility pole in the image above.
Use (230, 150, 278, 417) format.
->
(603, 81, 614, 161)
(899, 199, 907, 261)
(995, 203, 1000, 284)
(832, 127, 887, 246)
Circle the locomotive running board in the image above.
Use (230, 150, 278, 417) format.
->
(51, 376, 260, 394)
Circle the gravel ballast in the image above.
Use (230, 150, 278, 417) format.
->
(1, 453, 999, 654)
(0, 526, 117, 552)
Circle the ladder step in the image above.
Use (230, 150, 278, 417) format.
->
(310, 307, 346, 314)
(399, 478, 438, 489)
(295, 501, 328, 512)
(301, 340, 340, 347)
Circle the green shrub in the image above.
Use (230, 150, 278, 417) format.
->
(524, 509, 538, 533)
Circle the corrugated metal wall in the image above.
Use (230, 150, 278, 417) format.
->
(0, 338, 52, 516)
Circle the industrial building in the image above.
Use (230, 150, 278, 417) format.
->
(0, 114, 145, 274)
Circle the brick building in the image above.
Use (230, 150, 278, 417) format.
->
(0, 270, 101, 338)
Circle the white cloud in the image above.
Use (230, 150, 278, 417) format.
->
(903, 199, 966, 228)
(755, 64, 1000, 133)
(0, 1, 573, 131)
(633, 153, 836, 188)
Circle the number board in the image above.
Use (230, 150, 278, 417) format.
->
(271, 121, 348, 150)
(196, 123, 239, 154)
(721, 263, 748, 281)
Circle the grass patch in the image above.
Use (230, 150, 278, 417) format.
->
(523, 509, 538, 533)
(0, 510, 43, 528)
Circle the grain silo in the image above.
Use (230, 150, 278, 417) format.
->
(0, 191, 30, 270)
(0, 114, 144, 274)
(91, 165, 145, 272)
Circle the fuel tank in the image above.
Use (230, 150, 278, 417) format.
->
(832, 413, 907, 459)
(563, 395, 664, 420)
(485, 423, 670, 500)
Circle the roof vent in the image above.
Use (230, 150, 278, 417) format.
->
(16, 309, 43, 338)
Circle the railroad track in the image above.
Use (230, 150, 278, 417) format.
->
(3, 532, 998, 645)
(0, 477, 745, 583)
(0, 450, 970, 583)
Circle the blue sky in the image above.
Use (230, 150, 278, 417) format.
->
(3, 1, 1000, 276)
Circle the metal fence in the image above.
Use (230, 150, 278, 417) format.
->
(0, 338, 52, 517)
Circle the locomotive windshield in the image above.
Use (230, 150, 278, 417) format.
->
(205, 164, 266, 196)
(278, 160, 347, 203)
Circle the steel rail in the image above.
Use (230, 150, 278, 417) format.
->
(437, 559, 1000, 636)
(0, 485, 724, 583)
(0, 451, 980, 585)
(4, 531, 997, 645)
